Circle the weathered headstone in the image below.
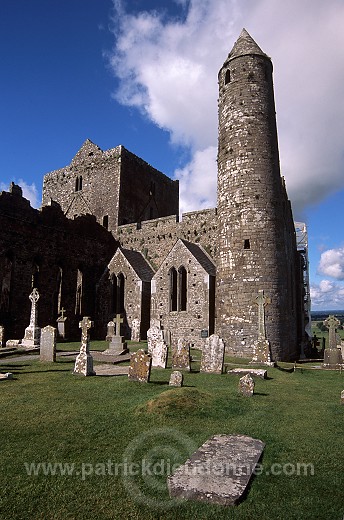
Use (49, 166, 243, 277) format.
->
(0, 325, 4, 348)
(103, 314, 128, 356)
(322, 315, 343, 369)
(22, 288, 41, 349)
(169, 371, 183, 387)
(147, 325, 164, 355)
(105, 320, 115, 342)
(151, 340, 168, 368)
(167, 434, 265, 506)
(128, 349, 151, 383)
(172, 338, 190, 371)
(228, 367, 267, 380)
(131, 318, 141, 342)
(200, 334, 224, 374)
(0, 372, 13, 381)
(238, 373, 255, 396)
(250, 290, 273, 365)
(40, 325, 56, 362)
(73, 316, 95, 376)
(56, 307, 67, 340)
(340, 390, 344, 405)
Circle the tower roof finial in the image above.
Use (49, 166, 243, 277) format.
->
(227, 28, 269, 62)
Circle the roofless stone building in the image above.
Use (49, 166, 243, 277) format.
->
(0, 30, 308, 360)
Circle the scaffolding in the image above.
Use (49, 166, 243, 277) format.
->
(295, 222, 311, 338)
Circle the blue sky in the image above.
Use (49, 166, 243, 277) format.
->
(1, 0, 344, 310)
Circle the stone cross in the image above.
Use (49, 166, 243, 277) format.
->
(59, 307, 66, 319)
(115, 313, 123, 336)
(324, 315, 340, 349)
(79, 316, 93, 354)
(29, 288, 40, 328)
(253, 290, 271, 340)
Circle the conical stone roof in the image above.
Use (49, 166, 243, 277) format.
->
(227, 28, 269, 62)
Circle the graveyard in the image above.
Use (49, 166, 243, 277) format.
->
(0, 336, 343, 519)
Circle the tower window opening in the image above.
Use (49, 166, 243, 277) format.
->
(75, 176, 83, 192)
(102, 215, 109, 229)
(225, 69, 231, 85)
(244, 239, 251, 250)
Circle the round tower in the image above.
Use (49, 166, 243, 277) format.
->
(216, 29, 298, 361)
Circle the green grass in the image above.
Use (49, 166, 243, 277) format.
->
(0, 348, 343, 520)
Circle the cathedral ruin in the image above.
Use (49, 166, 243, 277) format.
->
(0, 30, 309, 360)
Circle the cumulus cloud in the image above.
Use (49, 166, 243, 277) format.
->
(0, 180, 39, 209)
(318, 247, 344, 280)
(109, 0, 344, 215)
(310, 280, 344, 309)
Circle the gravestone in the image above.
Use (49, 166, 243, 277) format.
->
(167, 434, 265, 506)
(22, 288, 41, 349)
(172, 338, 190, 371)
(151, 341, 168, 368)
(73, 317, 95, 376)
(0, 325, 4, 348)
(341, 390, 344, 405)
(322, 315, 343, 369)
(131, 318, 140, 342)
(228, 368, 267, 380)
(40, 325, 56, 362)
(103, 314, 128, 356)
(169, 371, 183, 387)
(200, 334, 224, 374)
(238, 374, 255, 397)
(128, 349, 151, 383)
(147, 325, 165, 355)
(250, 290, 274, 365)
(56, 307, 67, 340)
(105, 320, 115, 342)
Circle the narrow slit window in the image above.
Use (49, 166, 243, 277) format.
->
(244, 239, 250, 250)
(169, 267, 177, 312)
(225, 69, 231, 84)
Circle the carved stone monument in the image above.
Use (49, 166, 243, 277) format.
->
(169, 371, 183, 387)
(56, 307, 67, 340)
(73, 316, 95, 376)
(147, 325, 164, 355)
(103, 314, 128, 356)
(250, 290, 273, 365)
(105, 320, 115, 342)
(238, 374, 255, 397)
(172, 338, 190, 371)
(40, 325, 56, 362)
(128, 349, 151, 383)
(22, 288, 41, 349)
(151, 340, 168, 368)
(200, 334, 225, 374)
(322, 315, 343, 369)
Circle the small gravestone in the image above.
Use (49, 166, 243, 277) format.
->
(56, 307, 67, 340)
(105, 320, 115, 342)
(172, 339, 190, 371)
(322, 315, 343, 369)
(169, 371, 183, 387)
(250, 339, 273, 365)
(40, 325, 56, 362)
(131, 318, 140, 342)
(200, 334, 224, 374)
(128, 349, 151, 383)
(103, 314, 128, 356)
(167, 434, 265, 506)
(238, 374, 255, 397)
(73, 317, 95, 376)
(22, 288, 41, 349)
(0, 325, 4, 348)
(341, 390, 344, 405)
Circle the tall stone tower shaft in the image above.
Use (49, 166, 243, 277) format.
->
(216, 29, 298, 361)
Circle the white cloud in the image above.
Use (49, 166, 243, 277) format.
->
(0, 180, 39, 209)
(318, 247, 344, 280)
(109, 0, 344, 217)
(310, 280, 344, 309)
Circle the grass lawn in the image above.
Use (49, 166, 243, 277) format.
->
(0, 343, 343, 520)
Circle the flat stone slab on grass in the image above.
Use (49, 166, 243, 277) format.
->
(227, 368, 267, 379)
(94, 364, 129, 376)
(167, 434, 265, 506)
(92, 352, 131, 364)
(0, 372, 13, 380)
